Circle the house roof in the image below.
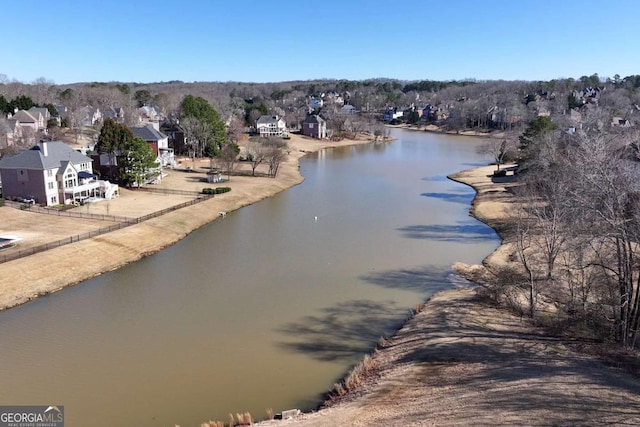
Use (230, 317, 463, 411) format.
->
(131, 125, 167, 141)
(53, 104, 69, 119)
(304, 115, 325, 124)
(0, 119, 14, 133)
(257, 115, 281, 125)
(12, 110, 38, 124)
(7, 119, 19, 131)
(28, 107, 50, 118)
(138, 105, 159, 117)
(103, 107, 120, 119)
(0, 141, 91, 170)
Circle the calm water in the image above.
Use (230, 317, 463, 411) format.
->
(0, 129, 498, 426)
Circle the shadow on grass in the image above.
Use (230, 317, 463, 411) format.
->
(367, 291, 640, 425)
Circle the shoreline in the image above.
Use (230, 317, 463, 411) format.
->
(0, 134, 377, 312)
(255, 163, 640, 426)
(389, 122, 508, 139)
(254, 163, 516, 425)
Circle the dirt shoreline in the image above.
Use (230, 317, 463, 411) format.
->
(391, 123, 507, 139)
(254, 164, 640, 426)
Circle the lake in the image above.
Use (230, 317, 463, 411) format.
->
(0, 128, 499, 426)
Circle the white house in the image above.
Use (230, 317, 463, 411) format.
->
(383, 108, 403, 121)
(256, 115, 287, 137)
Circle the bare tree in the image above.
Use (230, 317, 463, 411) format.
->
(263, 137, 288, 178)
(181, 117, 212, 159)
(226, 115, 244, 144)
(244, 139, 269, 176)
(216, 142, 239, 180)
(513, 203, 540, 318)
(479, 138, 517, 172)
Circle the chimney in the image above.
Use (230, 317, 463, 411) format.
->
(39, 140, 48, 156)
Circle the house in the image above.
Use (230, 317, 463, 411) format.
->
(339, 104, 357, 116)
(383, 108, 403, 121)
(81, 106, 102, 126)
(302, 115, 327, 139)
(612, 117, 632, 128)
(0, 140, 118, 206)
(53, 104, 70, 125)
(102, 106, 125, 122)
(256, 115, 287, 137)
(28, 107, 51, 127)
(323, 91, 345, 106)
(160, 118, 186, 155)
(137, 105, 161, 123)
(0, 118, 22, 147)
(422, 104, 448, 122)
(10, 110, 44, 132)
(130, 124, 176, 168)
(309, 97, 324, 109)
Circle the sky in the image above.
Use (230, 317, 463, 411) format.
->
(2, 0, 639, 85)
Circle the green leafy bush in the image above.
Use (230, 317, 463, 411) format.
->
(202, 187, 231, 195)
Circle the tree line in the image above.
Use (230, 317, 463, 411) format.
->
(474, 108, 640, 349)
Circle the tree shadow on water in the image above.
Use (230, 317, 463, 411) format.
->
(421, 191, 475, 205)
(421, 175, 449, 182)
(360, 265, 454, 294)
(277, 266, 461, 362)
(398, 220, 497, 242)
(277, 299, 406, 362)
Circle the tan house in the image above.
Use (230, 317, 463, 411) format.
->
(11, 110, 45, 132)
(0, 118, 22, 148)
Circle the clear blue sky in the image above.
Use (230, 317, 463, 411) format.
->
(3, 0, 638, 84)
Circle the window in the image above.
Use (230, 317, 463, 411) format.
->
(309, 123, 314, 129)
(48, 182, 54, 190)
(47, 169, 53, 177)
